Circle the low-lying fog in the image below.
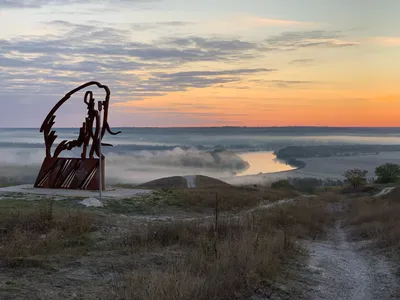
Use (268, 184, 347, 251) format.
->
(1, 127, 400, 186)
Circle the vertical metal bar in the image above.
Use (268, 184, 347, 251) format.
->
(215, 192, 219, 232)
(214, 192, 219, 259)
(98, 101, 103, 200)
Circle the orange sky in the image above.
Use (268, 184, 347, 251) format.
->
(112, 69, 400, 127)
(1, 0, 400, 127)
(110, 40, 400, 127)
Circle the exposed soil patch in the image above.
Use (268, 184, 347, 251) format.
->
(303, 218, 400, 300)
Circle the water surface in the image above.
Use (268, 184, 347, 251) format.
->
(238, 152, 295, 176)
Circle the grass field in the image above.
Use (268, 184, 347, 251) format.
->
(0, 183, 332, 300)
(0, 179, 398, 299)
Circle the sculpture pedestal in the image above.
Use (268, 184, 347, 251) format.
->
(34, 157, 105, 190)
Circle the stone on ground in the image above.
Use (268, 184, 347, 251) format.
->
(79, 198, 104, 207)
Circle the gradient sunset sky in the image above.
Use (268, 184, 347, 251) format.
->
(1, 0, 399, 127)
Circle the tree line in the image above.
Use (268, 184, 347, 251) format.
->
(344, 163, 400, 188)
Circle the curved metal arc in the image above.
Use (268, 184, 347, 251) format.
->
(40, 81, 110, 133)
(40, 81, 120, 159)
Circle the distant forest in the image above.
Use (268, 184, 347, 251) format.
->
(275, 145, 400, 159)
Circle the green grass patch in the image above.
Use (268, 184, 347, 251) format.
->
(104, 194, 167, 215)
(0, 200, 98, 267)
(0, 197, 84, 213)
(112, 183, 141, 189)
(103, 186, 300, 215)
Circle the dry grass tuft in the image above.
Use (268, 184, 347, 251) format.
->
(106, 185, 300, 216)
(162, 185, 300, 212)
(0, 201, 96, 266)
(108, 197, 332, 300)
(348, 195, 400, 251)
(118, 230, 290, 300)
(263, 199, 334, 240)
(113, 228, 292, 300)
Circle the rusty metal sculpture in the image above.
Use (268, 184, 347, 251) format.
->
(34, 81, 121, 190)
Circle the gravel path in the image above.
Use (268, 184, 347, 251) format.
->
(306, 220, 398, 300)
(184, 175, 196, 188)
(373, 187, 396, 197)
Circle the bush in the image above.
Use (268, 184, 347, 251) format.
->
(289, 177, 322, 193)
(375, 163, 400, 184)
(343, 169, 368, 188)
(271, 179, 294, 190)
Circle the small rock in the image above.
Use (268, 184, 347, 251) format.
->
(79, 198, 104, 207)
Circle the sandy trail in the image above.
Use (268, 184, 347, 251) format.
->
(306, 219, 398, 300)
(184, 175, 196, 188)
(373, 187, 395, 197)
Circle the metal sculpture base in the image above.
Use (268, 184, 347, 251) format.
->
(34, 157, 105, 190)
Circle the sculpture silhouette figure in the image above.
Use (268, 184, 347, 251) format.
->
(35, 81, 121, 190)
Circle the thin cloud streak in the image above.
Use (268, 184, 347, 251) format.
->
(0, 0, 159, 8)
(369, 36, 400, 46)
(208, 14, 317, 30)
(290, 59, 314, 64)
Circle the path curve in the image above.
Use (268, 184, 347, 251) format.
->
(306, 220, 398, 300)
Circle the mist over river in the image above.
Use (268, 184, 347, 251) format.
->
(1, 127, 399, 185)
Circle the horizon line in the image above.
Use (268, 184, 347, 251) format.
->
(1, 126, 400, 129)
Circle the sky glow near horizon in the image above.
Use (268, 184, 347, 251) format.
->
(0, 0, 399, 127)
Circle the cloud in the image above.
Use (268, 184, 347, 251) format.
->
(268, 80, 315, 84)
(154, 68, 274, 78)
(128, 68, 274, 93)
(163, 30, 358, 57)
(235, 15, 315, 27)
(265, 30, 360, 49)
(165, 36, 260, 52)
(209, 14, 316, 30)
(2, 23, 356, 78)
(0, 19, 360, 127)
(369, 37, 400, 46)
(0, 19, 273, 104)
(0, 0, 64, 8)
(0, 0, 158, 8)
(252, 17, 312, 26)
(2, 22, 261, 65)
(131, 21, 194, 31)
(268, 80, 314, 88)
(290, 59, 314, 64)
(267, 30, 340, 42)
(119, 68, 272, 95)
(249, 79, 318, 89)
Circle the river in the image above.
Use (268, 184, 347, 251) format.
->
(237, 151, 295, 176)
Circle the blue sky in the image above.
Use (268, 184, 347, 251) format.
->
(1, 0, 399, 127)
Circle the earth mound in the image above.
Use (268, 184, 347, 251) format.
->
(195, 175, 231, 188)
(138, 175, 231, 189)
(138, 176, 188, 189)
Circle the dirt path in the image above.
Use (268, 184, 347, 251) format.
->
(305, 219, 399, 300)
(184, 175, 196, 188)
